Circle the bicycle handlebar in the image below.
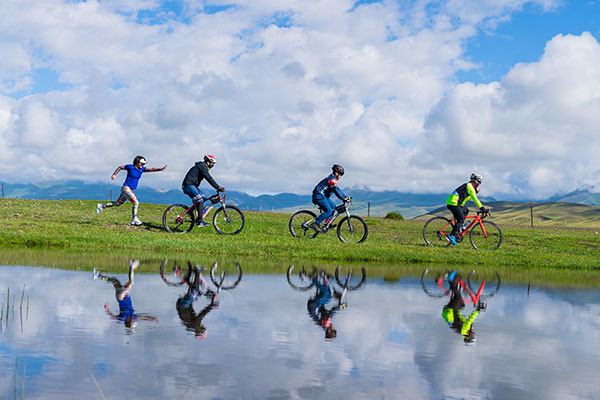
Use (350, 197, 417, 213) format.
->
(477, 209, 491, 218)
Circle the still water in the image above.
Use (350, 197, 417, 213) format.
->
(1, 262, 600, 400)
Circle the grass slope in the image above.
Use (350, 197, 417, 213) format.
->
(1, 199, 600, 272)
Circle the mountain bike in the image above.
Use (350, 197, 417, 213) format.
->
(423, 210, 502, 250)
(288, 199, 368, 244)
(420, 268, 501, 304)
(286, 264, 367, 306)
(162, 190, 245, 235)
(160, 259, 243, 291)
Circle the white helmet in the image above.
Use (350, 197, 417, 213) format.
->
(470, 173, 483, 183)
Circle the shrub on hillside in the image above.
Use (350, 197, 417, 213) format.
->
(385, 212, 404, 221)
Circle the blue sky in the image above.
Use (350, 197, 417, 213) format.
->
(1, 0, 600, 199)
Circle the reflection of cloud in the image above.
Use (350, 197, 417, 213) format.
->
(1, 267, 600, 399)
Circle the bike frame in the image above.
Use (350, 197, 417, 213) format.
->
(439, 211, 490, 239)
(316, 200, 353, 233)
(435, 275, 485, 304)
(176, 191, 228, 223)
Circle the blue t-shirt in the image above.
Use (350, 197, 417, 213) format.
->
(122, 164, 146, 190)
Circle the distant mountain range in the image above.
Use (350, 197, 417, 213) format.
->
(1, 180, 599, 219)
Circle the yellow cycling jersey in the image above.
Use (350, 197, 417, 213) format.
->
(446, 182, 483, 209)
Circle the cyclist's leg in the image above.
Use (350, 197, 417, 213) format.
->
(447, 204, 464, 237)
(314, 197, 334, 225)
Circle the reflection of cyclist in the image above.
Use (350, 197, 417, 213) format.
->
(307, 275, 342, 339)
(176, 264, 218, 339)
(311, 164, 351, 233)
(442, 271, 486, 344)
(94, 260, 158, 331)
(446, 173, 488, 245)
(96, 156, 167, 225)
(182, 155, 225, 228)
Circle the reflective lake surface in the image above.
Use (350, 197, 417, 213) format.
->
(2, 261, 600, 399)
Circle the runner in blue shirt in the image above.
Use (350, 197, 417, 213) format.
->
(96, 156, 166, 225)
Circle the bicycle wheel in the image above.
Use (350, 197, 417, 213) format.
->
(212, 205, 245, 235)
(210, 262, 243, 290)
(159, 259, 189, 286)
(467, 270, 501, 299)
(423, 216, 452, 247)
(286, 265, 316, 291)
(289, 210, 318, 239)
(469, 220, 503, 250)
(163, 204, 195, 234)
(336, 216, 368, 244)
(420, 269, 450, 298)
(335, 266, 366, 290)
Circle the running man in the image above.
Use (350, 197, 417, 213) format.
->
(446, 173, 488, 245)
(181, 155, 224, 227)
(96, 156, 167, 225)
(310, 164, 351, 233)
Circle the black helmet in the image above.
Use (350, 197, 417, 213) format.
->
(133, 155, 146, 166)
(332, 164, 344, 176)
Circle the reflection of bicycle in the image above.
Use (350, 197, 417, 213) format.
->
(162, 190, 245, 235)
(160, 259, 243, 291)
(420, 268, 501, 304)
(287, 265, 366, 303)
(289, 199, 368, 244)
(423, 210, 503, 250)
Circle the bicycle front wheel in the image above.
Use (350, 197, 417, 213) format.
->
(469, 220, 503, 250)
(289, 210, 318, 239)
(423, 217, 452, 247)
(467, 270, 501, 299)
(163, 204, 195, 233)
(336, 216, 368, 244)
(213, 205, 245, 235)
(159, 259, 189, 286)
(210, 262, 243, 290)
(335, 266, 366, 290)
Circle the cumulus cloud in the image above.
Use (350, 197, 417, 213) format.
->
(415, 32, 600, 198)
(0, 0, 588, 198)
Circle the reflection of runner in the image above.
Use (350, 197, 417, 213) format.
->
(176, 264, 218, 339)
(442, 271, 486, 344)
(94, 259, 158, 331)
(306, 275, 342, 339)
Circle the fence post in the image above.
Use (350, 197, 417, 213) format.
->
(1, 184, 3, 198)
(367, 202, 370, 217)
(530, 205, 533, 228)
(110, 189, 112, 201)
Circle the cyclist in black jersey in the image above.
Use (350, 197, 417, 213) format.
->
(181, 155, 225, 227)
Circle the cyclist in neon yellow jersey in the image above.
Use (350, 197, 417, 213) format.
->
(446, 173, 488, 245)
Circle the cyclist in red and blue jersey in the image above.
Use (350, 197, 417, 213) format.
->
(311, 164, 351, 233)
(181, 155, 225, 227)
(446, 173, 488, 245)
(307, 274, 341, 339)
(96, 156, 166, 225)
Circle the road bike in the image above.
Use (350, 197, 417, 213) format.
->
(420, 268, 501, 304)
(160, 259, 243, 291)
(162, 190, 245, 235)
(286, 264, 366, 305)
(288, 199, 368, 244)
(423, 210, 502, 250)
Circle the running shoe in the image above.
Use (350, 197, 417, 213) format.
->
(130, 217, 143, 226)
(447, 235, 458, 246)
(196, 220, 210, 228)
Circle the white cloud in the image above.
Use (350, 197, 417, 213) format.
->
(0, 0, 590, 199)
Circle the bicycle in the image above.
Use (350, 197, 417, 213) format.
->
(162, 189, 245, 235)
(420, 268, 501, 304)
(159, 259, 243, 291)
(288, 199, 368, 244)
(286, 264, 366, 306)
(423, 210, 502, 250)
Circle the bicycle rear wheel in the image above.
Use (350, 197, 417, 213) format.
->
(163, 204, 195, 233)
(420, 268, 450, 298)
(423, 216, 452, 247)
(467, 270, 501, 299)
(159, 259, 189, 286)
(286, 265, 316, 291)
(469, 220, 502, 250)
(289, 210, 318, 239)
(210, 262, 243, 290)
(213, 205, 245, 235)
(336, 216, 368, 244)
(335, 266, 366, 290)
